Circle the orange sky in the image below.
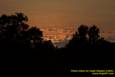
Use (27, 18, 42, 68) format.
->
(0, 0, 115, 43)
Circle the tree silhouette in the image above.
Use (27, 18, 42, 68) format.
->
(88, 25, 100, 43)
(0, 13, 55, 50)
(66, 25, 88, 48)
(0, 13, 28, 39)
(77, 25, 88, 41)
(25, 27, 43, 48)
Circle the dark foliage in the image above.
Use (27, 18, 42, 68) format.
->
(0, 13, 55, 50)
(0, 13, 114, 76)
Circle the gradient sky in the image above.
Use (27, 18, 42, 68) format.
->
(0, 0, 115, 43)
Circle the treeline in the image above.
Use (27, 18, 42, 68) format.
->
(0, 13, 114, 76)
(0, 13, 115, 53)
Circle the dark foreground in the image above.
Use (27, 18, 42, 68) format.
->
(0, 47, 114, 77)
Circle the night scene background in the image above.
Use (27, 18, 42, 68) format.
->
(0, 0, 115, 77)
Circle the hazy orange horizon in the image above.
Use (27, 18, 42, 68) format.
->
(0, 0, 115, 43)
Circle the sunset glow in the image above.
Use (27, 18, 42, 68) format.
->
(41, 26, 75, 42)
(0, 0, 115, 44)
